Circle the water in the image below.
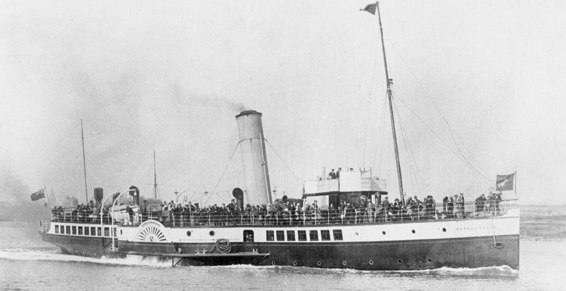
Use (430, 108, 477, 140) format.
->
(0, 221, 564, 291)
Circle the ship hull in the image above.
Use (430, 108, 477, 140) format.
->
(117, 235, 518, 270)
(40, 210, 520, 270)
(40, 231, 120, 258)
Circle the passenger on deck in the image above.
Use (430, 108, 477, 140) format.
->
(367, 200, 376, 223)
(475, 194, 486, 213)
(455, 194, 465, 219)
(345, 202, 355, 223)
(382, 197, 391, 221)
(329, 169, 337, 179)
(141, 200, 148, 214)
(488, 192, 502, 215)
(392, 198, 402, 220)
(447, 197, 454, 218)
(442, 196, 449, 213)
(125, 204, 134, 225)
(413, 195, 423, 211)
(404, 197, 414, 220)
(424, 195, 436, 219)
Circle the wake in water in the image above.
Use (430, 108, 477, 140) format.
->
(184, 262, 518, 278)
(0, 246, 518, 278)
(0, 247, 171, 268)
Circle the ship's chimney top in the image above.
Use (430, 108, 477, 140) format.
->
(235, 110, 261, 118)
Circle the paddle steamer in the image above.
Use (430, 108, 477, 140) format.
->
(38, 2, 520, 270)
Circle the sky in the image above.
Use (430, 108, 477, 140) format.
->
(0, 0, 565, 207)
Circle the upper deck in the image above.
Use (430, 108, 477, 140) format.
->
(46, 199, 518, 230)
(303, 169, 387, 196)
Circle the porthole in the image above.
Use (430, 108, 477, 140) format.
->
(355, 232, 359, 236)
(442, 228, 446, 232)
(369, 260, 374, 265)
(398, 259, 403, 264)
(412, 230, 415, 234)
(209, 231, 215, 236)
(342, 261, 347, 266)
(382, 231, 386, 235)
(427, 258, 432, 263)
(317, 261, 321, 266)
(120, 230, 123, 235)
(293, 261, 297, 266)
(186, 231, 192, 237)
(271, 261, 276, 265)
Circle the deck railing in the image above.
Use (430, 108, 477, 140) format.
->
(47, 199, 518, 228)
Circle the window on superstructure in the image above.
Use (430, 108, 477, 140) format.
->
(72, 226, 77, 235)
(113, 228, 117, 237)
(78, 227, 83, 235)
(104, 228, 109, 237)
(287, 230, 295, 241)
(66, 226, 70, 235)
(321, 230, 331, 241)
(276, 231, 285, 241)
(91, 227, 96, 236)
(309, 230, 319, 241)
(243, 230, 254, 242)
(60, 225, 64, 234)
(97, 227, 101, 237)
(85, 227, 90, 236)
(333, 229, 343, 241)
(298, 230, 307, 241)
(266, 230, 274, 241)
(55, 225, 59, 234)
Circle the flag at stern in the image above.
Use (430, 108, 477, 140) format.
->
(496, 173, 515, 191)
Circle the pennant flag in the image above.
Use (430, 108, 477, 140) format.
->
(496, 173, 515, 191)
(361, 3, 377, 15)
(30, 188, 46, 201)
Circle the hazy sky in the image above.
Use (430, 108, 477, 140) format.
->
(1, 0, 565, 206)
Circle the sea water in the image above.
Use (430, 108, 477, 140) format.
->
(0, 221, 564, 291)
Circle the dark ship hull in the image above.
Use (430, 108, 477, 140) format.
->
(40, 211, 520, 270)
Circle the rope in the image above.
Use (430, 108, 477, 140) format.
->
(389, 40, 490, 185)
(392, 92, 493, 185)
(264, 139, 301, 183)
(249, 140, 262, 201)
(203, 142, 240, 206)
(394, 102, 427, 196)
(374, 93, 389, 177)
(208, 239, 231, 254)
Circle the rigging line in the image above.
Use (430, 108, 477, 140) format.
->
(185, 191, 198, 202)
(249, 140, 262, 199)
(393, 100, 427, 196)
(203, 141, 241, 206)
(394, 103, 419, 194)
(362, 115, 367, 165)
(389, 40, 482, 168)
(392, 92, 493, 185)
(374, 92, 389, 177)
(264, 139, 302, 183)
(214, 191, 231, 202)
(398, 121, 420, 195)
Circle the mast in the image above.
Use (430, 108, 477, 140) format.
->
(153, 150, 158, 199)
(81, 119, 89, 203)
(376, 2, 404, 203)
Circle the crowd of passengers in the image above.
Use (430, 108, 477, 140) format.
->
(50, 190, 504, 226)
(51, 190, 505, 226)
